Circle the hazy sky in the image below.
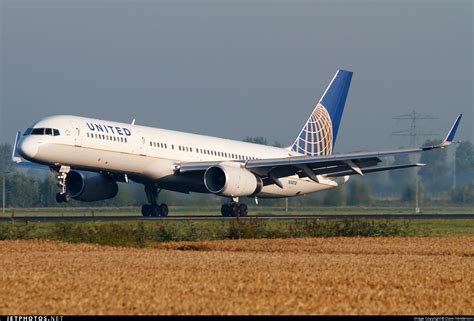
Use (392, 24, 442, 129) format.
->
(1, 0, 472, 152)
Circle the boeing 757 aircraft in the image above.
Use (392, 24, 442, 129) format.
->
(12, 70, 462, 217)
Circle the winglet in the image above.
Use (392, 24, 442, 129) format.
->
(439, 114, 462, 148)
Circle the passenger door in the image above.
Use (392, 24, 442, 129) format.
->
(71, 121, 82, 147)
(138, 130, 148, 156)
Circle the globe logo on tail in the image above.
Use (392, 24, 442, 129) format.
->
(292, 103, 333, 156)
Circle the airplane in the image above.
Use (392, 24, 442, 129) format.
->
(11, 70, 462, 217)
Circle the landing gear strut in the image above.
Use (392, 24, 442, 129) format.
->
(141, 184, 169, 217)
(221, 198, 248, 217)
(55, 166, 71, 203)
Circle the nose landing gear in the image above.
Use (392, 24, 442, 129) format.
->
(54, 166, 71, 203)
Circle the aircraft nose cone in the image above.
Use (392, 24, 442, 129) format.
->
(18, 138, 39, 160)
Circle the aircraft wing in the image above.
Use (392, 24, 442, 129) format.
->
(178, 114, 461, 186)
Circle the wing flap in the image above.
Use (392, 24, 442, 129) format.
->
(325, 163, 425, 178)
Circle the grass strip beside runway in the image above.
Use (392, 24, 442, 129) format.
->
(0, 219, 472, 247)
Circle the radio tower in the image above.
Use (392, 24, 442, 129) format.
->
(392, 110, 437, 213)
(392, 111, 437, 147)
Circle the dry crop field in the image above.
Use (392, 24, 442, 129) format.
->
(0, 237, 472, 315)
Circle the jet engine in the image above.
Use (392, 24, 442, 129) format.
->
(66, 170, 118, 201)
(204, 163, 262, 197)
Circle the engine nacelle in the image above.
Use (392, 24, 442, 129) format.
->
(66, 170, 118, 202)
(204, 163, 262, 197)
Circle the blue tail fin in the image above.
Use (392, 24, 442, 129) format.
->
(290, 69, 353, 156)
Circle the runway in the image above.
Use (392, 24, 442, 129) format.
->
(1, 214, 473, 222)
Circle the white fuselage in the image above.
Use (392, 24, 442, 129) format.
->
(18, 115, 346, 198)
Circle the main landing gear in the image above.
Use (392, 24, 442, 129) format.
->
(141, 184, 169, 217)
(221, 198, 248, 217)
(55, 166, 71, 203)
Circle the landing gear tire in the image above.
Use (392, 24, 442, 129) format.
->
(142, 204, 152, 217)
(237, 203, 248, 217)
(151, 204, 161, 217)
(222, 202, 248, 217)
(221, 204, 232, 217)
(159, 204, 169, 217)
(56, 193, 63, 204)
(141, 203, 168, 217)
(55, 193, 70, 203)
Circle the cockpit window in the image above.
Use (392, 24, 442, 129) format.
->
(31, 128, 45, 135)
(25, 128, 61, 136)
